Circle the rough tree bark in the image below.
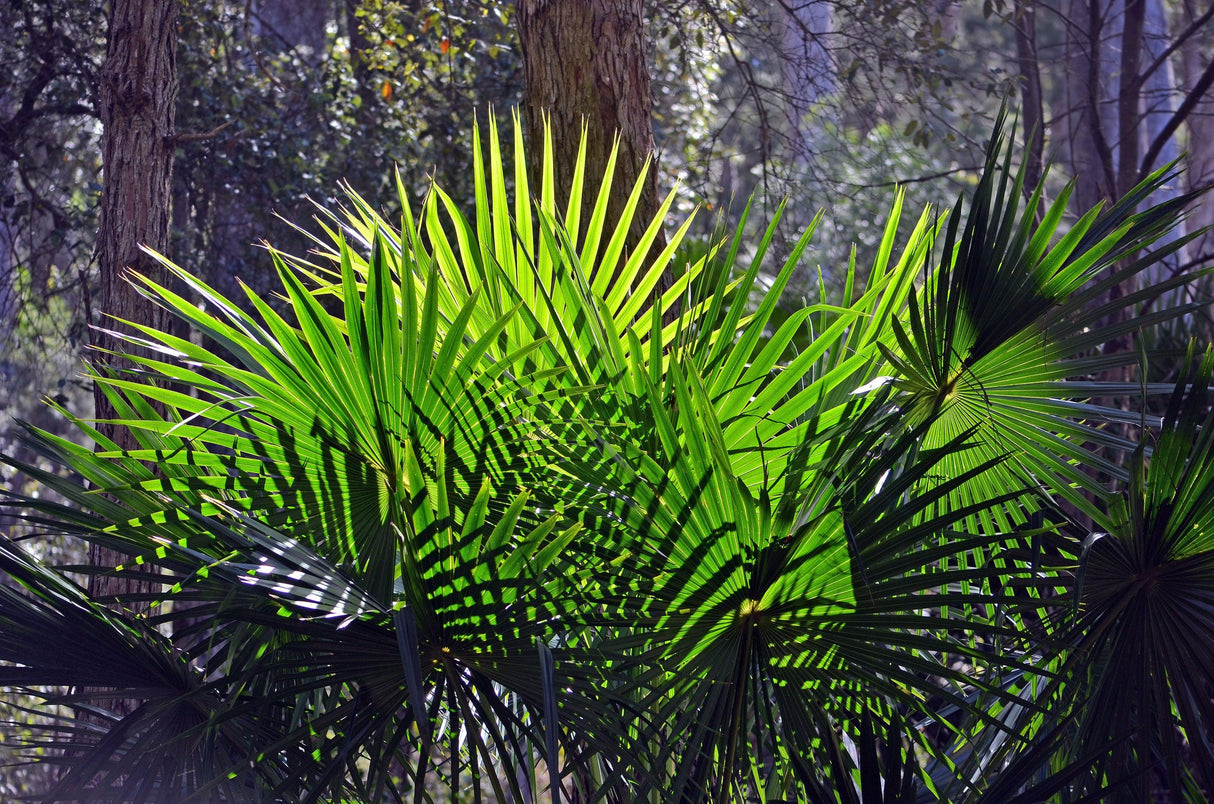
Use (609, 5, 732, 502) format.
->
(516, 0, 665, 264)
(91, 0, 179, 603)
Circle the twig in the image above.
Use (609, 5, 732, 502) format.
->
(171, 119, 234, 144)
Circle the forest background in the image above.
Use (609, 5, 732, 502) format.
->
(1, 0, 1213, 797)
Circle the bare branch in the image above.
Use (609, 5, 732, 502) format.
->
(1132, 1, 1214, 93)
(846, 165, 983, 189)
(1139, 55, 1214, 180)
(171, 119, 234, 144)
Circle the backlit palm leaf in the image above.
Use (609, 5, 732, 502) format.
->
(880, 112, 1205, 532)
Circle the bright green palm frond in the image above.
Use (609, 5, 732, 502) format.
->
(296, 114, 718, 391)
(688, 190, 939, 505)
(278, 116, 939, 520)
(87, 228, 554, 605)
(548, 352, 855, 801)
(3, 227, 632, 801)
(544, 320, 1058, 800)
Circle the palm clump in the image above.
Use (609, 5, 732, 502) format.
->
(1, 113, 1212, 802)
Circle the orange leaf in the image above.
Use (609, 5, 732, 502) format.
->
(381, 81, 393, 100)
(440, 38, 450, 54)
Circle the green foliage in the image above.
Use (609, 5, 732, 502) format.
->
(172, 0, 520, 298)
(1, 113, 1211, 802)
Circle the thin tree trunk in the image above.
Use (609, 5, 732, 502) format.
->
(0, 70, 15, 378)
(250, 0, 332, 66)
(1180, 2, 1214, 274)
(1013, 0, 1044, 196)
(516, 0, 665, 269)
(1063, 0, 1115, 214)
(780, 0, 834, 154)
(1116, 0, 1146, 200)
(1135, 0, 1183, 288)
(91, 0, 179, 604)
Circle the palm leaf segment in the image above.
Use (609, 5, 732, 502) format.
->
(0, 112, 1205, 801)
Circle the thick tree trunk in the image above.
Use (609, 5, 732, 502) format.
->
(91, 0, 179, 602)
(517, 0, 665, 266)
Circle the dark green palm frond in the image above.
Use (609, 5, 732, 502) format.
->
(188, 481, 623, 804)
(1048, 345, 1214, 799)
(0, 538, 281, 802)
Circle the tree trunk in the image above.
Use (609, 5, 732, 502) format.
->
(0, 66, 15, 383)
(1135, 0, 1184, 288)
(1013, 0, 1044, 195)
(780, 0, 835, 149)
(1062, 0, 1115, 216)
(516, 0, 665, 268)
(1180, 3, 1214, 275)
(1117, 0, 1146, 201)
(91, 0, 179, 602)
(250, 0, 332, 66)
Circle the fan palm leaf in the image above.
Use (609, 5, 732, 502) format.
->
(879, 111, 1206, 534)
(1041, 345, 1214, 799)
